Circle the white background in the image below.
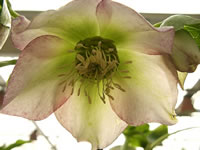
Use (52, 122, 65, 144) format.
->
(9, 0, 200, 14)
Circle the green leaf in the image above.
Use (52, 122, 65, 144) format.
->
(123, 124, 149, 137)
(0, 59, 17, 67)
(0, 140, 30, 150)
(123, 124, 150, 148)
(126, 135, 148, 148)
(184, 24, 200, 49)
(0, 0, 3, 12)
(145, 127, 199, 150)
(153, 22, 162, 27)
(147, 125, 168, 144)
(160, 15, 200, 31)
(112, 124, 199, 150)
(6, 0, 20, 18)
(121, 125, 168, 149)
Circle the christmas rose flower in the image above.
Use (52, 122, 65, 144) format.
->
(1, 0, 178, 149)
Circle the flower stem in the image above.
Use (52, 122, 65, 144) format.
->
(121, 138, 136, 150)
(32, 121, 57, 150)
(0, 59, 17, 67)
(6, 0, 20, 18)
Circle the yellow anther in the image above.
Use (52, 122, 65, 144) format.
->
(70, 87, 74, 95)
(77, 87, 81, 96)
(120, 70, 129, 73)
(108, 48, 114, 52)
(62, 84, 67, 92)
(106, 94, 114, 100)
(76, 54, 85, 64)
(123, 76, 132, 79)
(88, 95, 92, 104)
(89, 55, 96, 63)
(58, 74, 66, 77)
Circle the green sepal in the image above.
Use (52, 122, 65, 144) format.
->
(184, 24, 200, 49)
(147, 125, 168, 144)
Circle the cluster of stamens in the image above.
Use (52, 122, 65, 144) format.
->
(75, 36, 120, 80)
(58, 36, 132, 104)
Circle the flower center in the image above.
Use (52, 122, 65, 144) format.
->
(58, 36, 131, 104)
(74, 36, 120, 80)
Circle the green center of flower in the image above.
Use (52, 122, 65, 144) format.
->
(59, 36, 132, 104)
(74, 36, 119, 80)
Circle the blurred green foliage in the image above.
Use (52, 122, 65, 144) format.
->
(0, 140, 31, 150)
(123, 124, 168, 150)
(111, 124, 197, 150)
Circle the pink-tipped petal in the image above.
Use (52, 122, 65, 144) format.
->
(96, 0, 112, 29)
(97, 1, 174, 55)
(12, 0, 102, 50)
(55, 84, 127, 150)
(12, 16, 30, 33)
(110, 50, 178, 126)
(1, 35, 75, 120)
(11, 16, 53, 50)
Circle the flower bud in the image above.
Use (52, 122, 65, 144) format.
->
(172, 29, 200, 72)
(161, 15, 200, 73)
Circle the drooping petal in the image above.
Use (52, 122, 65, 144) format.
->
(55, 83, 127, 150)
(96, 0, 174, 55)
(11, 16, 52, 50)
(12, 0, 102, 50)
(110, 50, 178, 126)
(1, 35, 76, 120)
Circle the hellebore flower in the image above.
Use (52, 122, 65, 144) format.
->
(1, 0, 178, 149)
(160, 15, 200, 89)
(0, 0, 11, 49)
(161, 15, 200, 73)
